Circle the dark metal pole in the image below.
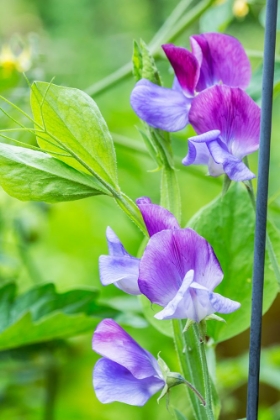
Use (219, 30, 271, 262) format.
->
(247, 1, 278, 419)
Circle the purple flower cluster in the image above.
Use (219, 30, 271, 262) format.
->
(131, 33, 260, 181)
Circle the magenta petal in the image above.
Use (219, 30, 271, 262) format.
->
(139, 229, 223, 306)
(207, 140, 255, 181)
(92, 319, 161, 379)
(94, 358, 164, 406)
(162, 44, 199, 96)
(190, 33, 251, 90)
(189, 85, 260, 158)
(130, 79, 191, 131)
(136, 197, 179, 237)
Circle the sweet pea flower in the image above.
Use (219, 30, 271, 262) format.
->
(137, 201, 240, 322)
(93, 319, 165, 406)
(131, 32, 251, 132)
(99, 198, 240, 323)
(98, 227, 140, 295)
(183, 85, 261, 181)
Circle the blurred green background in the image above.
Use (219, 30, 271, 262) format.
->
(0, 0, 279, 419)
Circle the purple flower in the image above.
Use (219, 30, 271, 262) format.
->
(183, 85, 261, 181)
(99, 227, 140, 295)
(93, 319, 165, 406)
(137, 198, 240, 322)
(131, 33, 251, 132)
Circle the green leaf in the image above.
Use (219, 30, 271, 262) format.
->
(132, 40, 143, 82)
(172, 407, 187, 420)
(0, 283, 119, 350)
(31, 81, 118, 189)
(247, 63, 280, 104)
(140, 295, 173, 337)
(0, 143, 108, 202)
(199, 0, 234, 32)
(139, 39, 162, 86)
(188, 183, 279, 343)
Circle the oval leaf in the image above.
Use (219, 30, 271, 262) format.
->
(188, 183, 279, 343)
(31, 81, 118, 188)
(0, 143, 108, 202)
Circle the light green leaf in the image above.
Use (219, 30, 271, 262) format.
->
(31, 81, 118, 189)
(0, 143, 108, 202)
(247, 63, 280, 104)
(140, 295, 173, 337)
(188, 183, 279, 343)
(0, 283, 119, 350)
(199, 0, 234, 32)
(132, 40, 143, 82)
(172, 407, 188, 420)
(139, 39, 162, 86)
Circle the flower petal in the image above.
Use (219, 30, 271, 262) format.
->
(136, 196, 179, 236)
(99, 255, 140, 295)
(130, 79, 191, 131)
(182, 140, 210, 166)
(93, 358, 164, 406)
(210, 292, 241, 314)
(162, 44, 199, 95)
(207, 139, 255, 181)
(189, 85, 260, 158)
(92, 319, 161, 379)
(190, 33, 251, 90)
(139, 229, 223, 306)
(105, 227, 127, 256)
(155, 270, 194, 320)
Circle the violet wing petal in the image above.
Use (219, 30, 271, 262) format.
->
(130, 79, 191, 131)
(189, 85, 260, 158)
(99, 255, 140, 295)
(210, 292, 241, 314)
(182, 130, 220, 167)
(139, 229, 223, 306)
(182, 140, 210, 166)
(94, 358, 164, 406)
(106, 227, 127, 256)
(190, 33, 251, 90)
(207, 139, 256, 181)
(162, 44, 199, 96)
(92, 319, 161, 379)
(136, 197, 180, 237)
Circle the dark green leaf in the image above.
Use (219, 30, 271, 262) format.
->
(0, 283, 119, 350)
(0, 142, 108, 202)
(188, 183, 279, 343)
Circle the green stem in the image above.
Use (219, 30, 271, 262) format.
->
(195, 323, 215, 420)
(161, 166, 181, 223)
(86, 0, 215, 97)
(115, 192, 148, 236)
(172, 319, 208, 420)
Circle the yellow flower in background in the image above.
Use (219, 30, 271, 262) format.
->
(0, 40, 32, 78)
(233, 0, 249, 17)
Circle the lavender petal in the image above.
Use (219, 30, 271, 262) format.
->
(130, 79, 191, 131)
(94, 358, 164, 406)
(210, 292, 241, 314)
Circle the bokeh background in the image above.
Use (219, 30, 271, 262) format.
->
(0, 0, 279, 419)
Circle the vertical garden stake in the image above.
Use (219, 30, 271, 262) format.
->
(247, 0, 278, 419)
